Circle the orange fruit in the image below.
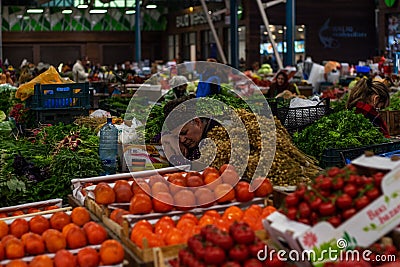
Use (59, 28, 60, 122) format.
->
(50, 212, 71, 231)
(5, 238, 25, 259)
(131, 181, 151, 196)
(27, 208, 40, 214)
(42, 229, 66, 253)
(220, 169, 240, 186)
(146, 232, 165, 248)
(0, 213, 7, 218)
(179, 213, 198, 225)
(151, 181, 170, 195)
(109, 208, 129, 225)
(29, 215, 50, 235)
(10, 219, 29, 238)
(222, 206, 244, 222)
(165, 228, 185, 245)
(214, 183, 236, 203)
(29, 255, 53, 267)
(155, 216, 175, 229)
(2, 235, 17, 245)
(203, 172, 222, 190)
(54, 249, 77, 267)
(21, 233, 45, 255)
(113, 180, 133, 203)
(99, 240, 125, 265)
(129, 193, 152, 214)
(77, 247, 99, 267)
(152, 192, 174, 213)
(44, 206, 59, 211)
(0, 241, 4, 261)
(83, 222, 107, 245)
(61, 223, 79, 238)
(0, 220, 9, 239)
(70, 207, 90, 227)
(66, 226, 87, 249)
(11, 211, 24, 217)
(194, 187, 215, 207)
(173, 189, 196, 210)
(5, 260, 28, 267)
(198, 215, 215, 227)
(94, 182, 116, 205)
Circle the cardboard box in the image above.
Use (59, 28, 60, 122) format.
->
(263, 155, 400, 267)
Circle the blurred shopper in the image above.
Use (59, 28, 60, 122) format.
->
(346, 77, 390, 137)
(165, 75, 190, 102)
(266, 70, 298, 98)
(72, 58, 89, 83)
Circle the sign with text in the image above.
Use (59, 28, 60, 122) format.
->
(176, 11, 222, 28)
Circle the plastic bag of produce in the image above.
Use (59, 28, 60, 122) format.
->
(15, 66, 74, 101)
(284, 97, 327, 128)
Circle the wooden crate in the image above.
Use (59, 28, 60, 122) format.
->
(388, 110, 400, 136)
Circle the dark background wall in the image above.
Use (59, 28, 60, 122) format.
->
(245, 0, 377, 65)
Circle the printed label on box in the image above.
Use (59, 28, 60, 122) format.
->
(297, 166, 400, 266)
(123, 145, 169, 171)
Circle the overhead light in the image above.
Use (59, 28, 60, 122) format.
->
(27, 8, 44, 14)
(89, 9, 107, 14)
(298, 28, 304, 32)
(263, 31, 268, 35)
(62, 9, 73, 14)
(237, 10, 242, 14)
(189, 6, 193, 12)
(23, 16, 30, 20)
(17, 14, 23, 18)
(77, 4, 88, 8)
(145, 4, 157, 9)
(278, 30, 283, 34)
(125, 9, 136, 14)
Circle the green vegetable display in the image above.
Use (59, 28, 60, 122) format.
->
(293, 110, 389, 161)
(0, 123, 103, 207)
(385, 90, 400, 111)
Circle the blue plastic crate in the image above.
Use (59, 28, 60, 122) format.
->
(379, 150, 400, 158)
(27, 82, 90, 111)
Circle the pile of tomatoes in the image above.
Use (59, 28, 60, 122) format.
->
(280, 165, 386, 227)
(128, 204, 276, 249)
(177, 222, 287, 267)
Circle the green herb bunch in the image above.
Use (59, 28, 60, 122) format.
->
(293, 110, 389, 160)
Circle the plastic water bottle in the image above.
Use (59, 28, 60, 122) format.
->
(99, 117, 118, 175)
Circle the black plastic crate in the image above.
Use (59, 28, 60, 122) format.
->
(276, 98, 331, 133)
(320, 141, 400, 168)
(35, 109, 89, 125)
(27, 83, 90, 111)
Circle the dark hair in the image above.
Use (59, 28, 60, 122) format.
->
(346, 77, 390, 109)
(163, 95, 197, 130)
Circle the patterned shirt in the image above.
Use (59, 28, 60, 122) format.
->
(355, 102, 390, 138)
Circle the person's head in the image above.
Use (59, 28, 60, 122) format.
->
(346, 77, 390, 110)
(275, 71, 289, 87)
(169, 75, 189, 93)
(163, 95, 206, 149)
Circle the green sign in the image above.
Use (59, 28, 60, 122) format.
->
(385, 0, 396, 7)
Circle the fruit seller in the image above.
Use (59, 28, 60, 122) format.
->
(265, 70, 299, 98)
(164, 75, 190, 102)
(158, 95, 220, 167)
(346, 77, 390, 137)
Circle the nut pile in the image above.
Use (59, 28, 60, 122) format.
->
(200, 109, 321, 186)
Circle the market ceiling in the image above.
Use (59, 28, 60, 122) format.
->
(2, 0, 226, 9)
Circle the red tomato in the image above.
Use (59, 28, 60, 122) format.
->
(235, 181, 254, 202)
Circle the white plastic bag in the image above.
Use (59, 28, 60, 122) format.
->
(89, 109, 110, 118)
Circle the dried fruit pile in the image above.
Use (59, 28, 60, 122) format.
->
(279, 165, 385, 227)
(200, 109, 321, 186)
